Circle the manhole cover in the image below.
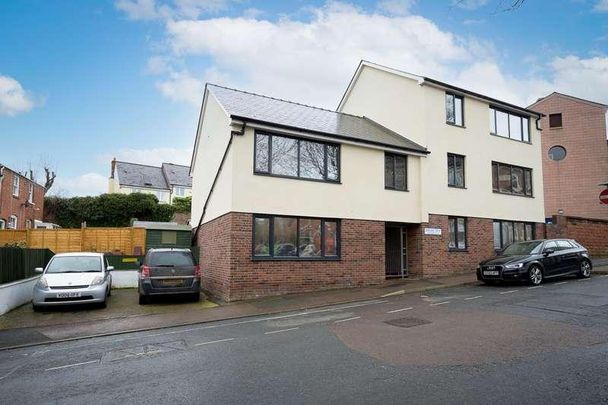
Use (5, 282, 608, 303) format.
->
(385, 317, 431, 328)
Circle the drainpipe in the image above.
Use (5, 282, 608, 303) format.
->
(191, 121, 246, 245)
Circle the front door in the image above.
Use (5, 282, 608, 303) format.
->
(386, 226, 407, 278)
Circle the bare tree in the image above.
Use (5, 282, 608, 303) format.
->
(44, 167, 56, 194)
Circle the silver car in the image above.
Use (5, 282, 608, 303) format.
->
(32, 252, 113, 311)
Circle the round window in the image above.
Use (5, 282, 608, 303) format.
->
(548, 145, 567, 161)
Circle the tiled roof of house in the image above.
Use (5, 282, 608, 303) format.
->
(115, 162, 168, 189)
(161, 163, 192, 187)
(207, 84, 429, 154)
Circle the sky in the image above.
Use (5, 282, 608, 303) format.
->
(1, 0, 607, 196)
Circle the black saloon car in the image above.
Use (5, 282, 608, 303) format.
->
(477, 239, 592, 285)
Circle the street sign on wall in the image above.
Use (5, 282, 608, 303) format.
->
(600, 188, 608, 205)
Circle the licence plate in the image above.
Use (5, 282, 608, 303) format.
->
(57, 292, 81, 299)
(160, 279, 184, 286)
(484, 270, 499, 276)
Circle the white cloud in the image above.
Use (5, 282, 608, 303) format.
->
(594, 0, 608, 12)
(156, 70, 204, 104)
(50, 173, 108, 197)
(101, 147, 192, 167)
(115, 0, 158, 20)
(377, 0, 415, 16)
(0, 75, 36, 117)
(548, 56, 608, 103)
(115, 0, 230, 20)
(452, 0, 488, 10)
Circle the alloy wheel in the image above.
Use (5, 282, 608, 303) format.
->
(529, 266, 542, 285)
(581, 261, 591, 277)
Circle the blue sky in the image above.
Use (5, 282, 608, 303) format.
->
(1, 0, 607, 196)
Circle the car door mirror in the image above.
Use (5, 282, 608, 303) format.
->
(34, 267, 44, 273)
(107, 266, 114, 271)
(543, 248, 555, 256)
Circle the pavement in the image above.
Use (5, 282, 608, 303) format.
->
(1, 262, 606, 351)
(1, 273, 607, 404)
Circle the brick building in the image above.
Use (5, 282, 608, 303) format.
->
(0, 164, 45, 230)
(191, 61, 545, 301)
(529, 92, 608, 221)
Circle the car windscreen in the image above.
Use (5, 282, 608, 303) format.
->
(46, 256, 102, 273)
(148, 251, 194, 267)
(502, 241, 543, 256)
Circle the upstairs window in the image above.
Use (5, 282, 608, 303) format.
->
(384, 153, 407, 191)
(489, 107, 530, 143)
(28, 183, 34, 203)
(254, 132, 340, 183)
(492, 162, 533, 197)
(445, 93, 464, 126)
(549, 113, 562, 128)
(447, 153, 465, 188)
(12, 176, 19, 197)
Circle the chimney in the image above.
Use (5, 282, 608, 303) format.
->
(110, 158, 116, 178)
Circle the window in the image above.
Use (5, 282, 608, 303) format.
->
(155, 191, 166, 201)
(493, 220, 535, 250)
(28, 183, 34, 203)
(549, 113, 562, 128)
(492, 162, 533, 197)
(8, 215, 17, 229)
(445, 93, 464, 126)
(447, 153, 465, 187)
(0, 219, 5, 229)
(254, 132, 340, 182)
(174, 187, 185, 197)
(548, 145, 567, 161)
(12, 176, 19, 197)
(161, 231, 177, 244)
(252, 215, 340, 259)
(385, 153, 407, 191)
(489, 107, 530, 143)
(25, 220, 32, 229)
(556, 240, 574, 250)
(448, 217, 467, 250)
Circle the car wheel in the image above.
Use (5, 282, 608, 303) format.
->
(528, 265, 543, 286)
(577, 260, 592, 278)
(139, 294, 149, 305)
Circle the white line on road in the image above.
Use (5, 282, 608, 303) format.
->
(387, 307, 413, 314)
(464, 296, 482, 301)
(45, 360, 98, 372)
(554, 281, 568, 285)
(528, 286, 543, 289)
(0, 365, 22, 381)
(577, 278, 591, 281)
(601, 275, 608, 278)
(430, 301, 450, 306)
(381, 290, 405, 298)
(334, 317, 361, 324)
(500, 290, 518, 294)
(264, 327, 299, 335)
(194, 338, 235, 347)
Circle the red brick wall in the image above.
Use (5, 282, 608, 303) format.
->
(532, 94, 608, 220)
(0, 169, 45, 229)
(197, 212, 385, 301)
(546, 215, 608, 258)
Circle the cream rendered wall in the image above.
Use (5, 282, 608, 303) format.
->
(191, 91, 233, 225)
(230, 127, 424, 223)
(340, 65, 545, 223)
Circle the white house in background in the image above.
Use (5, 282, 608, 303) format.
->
(108, 159, 192, 204)
(189, 60, 545, 302)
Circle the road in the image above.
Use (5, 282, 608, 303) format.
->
(1, 275, 608, 404)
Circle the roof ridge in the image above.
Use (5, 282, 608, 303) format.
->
(207, 83, 363, 119)
(162, 162, 190, 168)
(115, 160, 163, 170)
(552, 92, 607, 108)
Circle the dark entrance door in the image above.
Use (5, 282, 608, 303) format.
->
(386, 226, 407, 278)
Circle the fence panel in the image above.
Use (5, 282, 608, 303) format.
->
(0, 230, 27, 246)
(0, 247, 54, 284)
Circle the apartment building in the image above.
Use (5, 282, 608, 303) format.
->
(0, 164, 45, 229)
(190, 61, 545, 301)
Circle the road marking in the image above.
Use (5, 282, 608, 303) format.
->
(45, 360, 98, 372)
(464, 296, 482, 301)
(601, 274, 608, 278)
(381, 290, 405, 298)
(528, 286, 543, 289)
(554, 281, 568, 285)
(430, 301, 450, 306)
(264, 327, 299, 335)
(334, 317, 361, 324)
(194, 338, 235, 346)
(577, 278, 591, 281)
(420, 295, 428, 298)
(0, 365, 22, 381)
(387, 307, 413, 314)
(500, 290, 518, 294)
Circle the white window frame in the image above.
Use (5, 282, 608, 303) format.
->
(12, 176, 20, 197)
(28, 182, 34, 204)
(25, 219, 32, 229)
(0, 219, 5, 229)
(174, 187, 185, 197)
(8, 215, 18, 229)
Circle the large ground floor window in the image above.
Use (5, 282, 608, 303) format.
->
(493, 220, 535, 250)
(253, 215, 340, 259)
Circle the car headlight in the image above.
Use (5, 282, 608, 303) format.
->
(504, 263, 524, 270)
(36, 276, 48, 289)
(90, 276, 104, 286)
(582, 252, 589, 258)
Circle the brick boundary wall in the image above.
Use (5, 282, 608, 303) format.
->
(546, 215, 608, 258)
(197, 212, 386, 301)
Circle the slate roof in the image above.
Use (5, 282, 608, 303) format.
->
(162, 163, 192, 187)
(207, 84, 429, 154)
(115, 161, 192, 189)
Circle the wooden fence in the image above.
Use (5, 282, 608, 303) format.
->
(0, 247, 54, 284)
(0, 227, 146, 255)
